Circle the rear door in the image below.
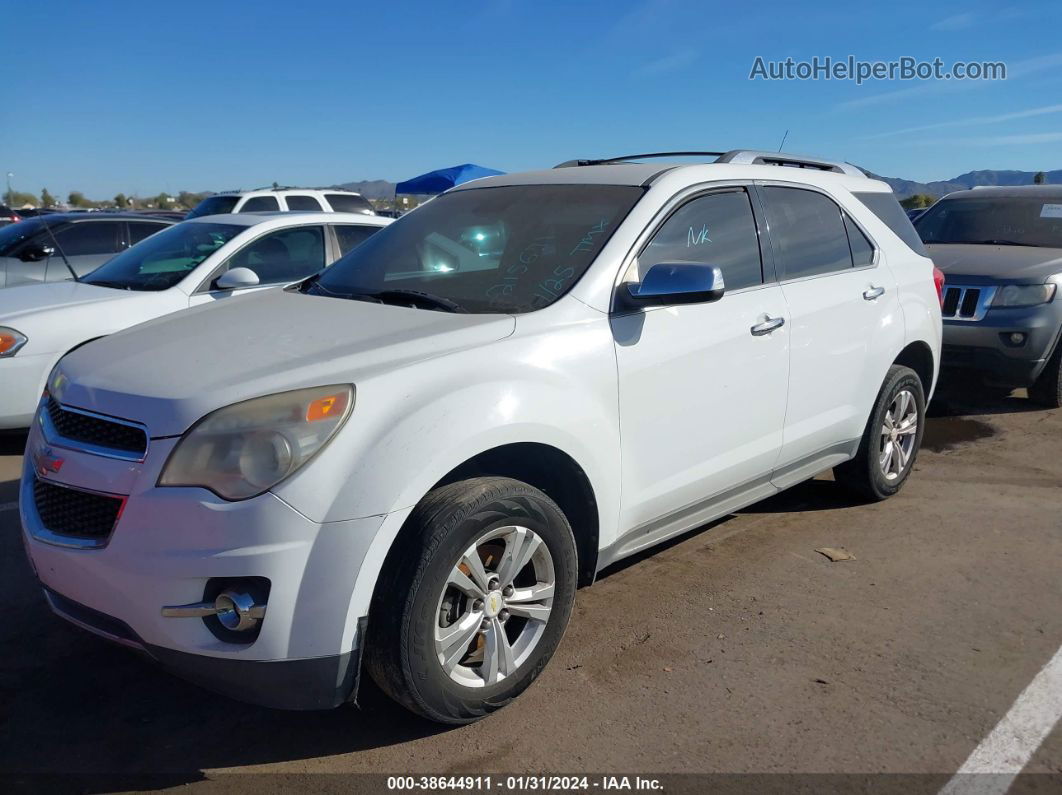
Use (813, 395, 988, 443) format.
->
(761, 184, 900, 476)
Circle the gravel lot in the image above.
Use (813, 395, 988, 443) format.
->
(1, 386, 1059, 790)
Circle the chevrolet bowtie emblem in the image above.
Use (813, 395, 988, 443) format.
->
(35, 447, 64, 477)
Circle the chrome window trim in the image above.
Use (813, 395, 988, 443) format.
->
(611, 180, 770, 310)
(941, 284, 998, 322)
(22, 474, 127, 550)
(38, 397, 149, 463)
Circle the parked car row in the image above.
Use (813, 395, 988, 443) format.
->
(2, 150, 1053, 726)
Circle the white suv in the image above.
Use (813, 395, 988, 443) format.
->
(187, 188, 375, 218)
(20, 151, 942, 723)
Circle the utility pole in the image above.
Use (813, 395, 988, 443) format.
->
(4, 172, 12, 206)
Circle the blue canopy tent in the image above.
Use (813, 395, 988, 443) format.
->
(395, 163, 505, 195)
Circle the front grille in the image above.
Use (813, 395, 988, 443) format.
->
(941, 285, 992, 321)
(46, 397, 147, 456)
(33, 478, 124, 540)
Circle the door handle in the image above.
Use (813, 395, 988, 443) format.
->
(750, 316, 785, 336)
(863, 286, 885, 300)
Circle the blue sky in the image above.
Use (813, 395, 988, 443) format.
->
(3, 0, 1061, 199)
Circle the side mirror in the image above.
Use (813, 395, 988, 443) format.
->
(625, 263, 725, 307)
(214, 267, 260, 290)
(19, 244, 54, 263)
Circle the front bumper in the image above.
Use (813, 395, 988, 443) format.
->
(941, 304, 1062, 387)
(19, 417, 389, 710)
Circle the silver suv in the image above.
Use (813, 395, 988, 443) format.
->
(916, 185, 1062, 406)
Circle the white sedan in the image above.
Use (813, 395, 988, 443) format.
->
(0, 211, 390, 429)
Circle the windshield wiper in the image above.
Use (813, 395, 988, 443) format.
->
(83, 279, 133, 290)
(360, 289, 467, 313)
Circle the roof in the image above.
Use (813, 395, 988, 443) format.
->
(453, 162, 888, 194)
(942, 185, 1062, 199)
(32, 212, 178, 224)
(185, 211, 391, 227)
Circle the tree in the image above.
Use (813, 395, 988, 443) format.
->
(40, 188, 56, 207)
(154, 192, 171, 208)
(68, 191, 87, 208)
(1034, 171, 1046, 185)
(178, 190, 207, 209)
(900, 193, 936, 209)
(114, 193, 128, 208)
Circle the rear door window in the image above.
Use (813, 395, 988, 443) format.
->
(129, 221, 170, 245)
(240, 196, 281, 212)
(285, 195, 324, 211)
(763, 187, 853, 279)
(334, 224, 382, 255)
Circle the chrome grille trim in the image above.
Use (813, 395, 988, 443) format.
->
(941, 284, 997, 322)
(38, 396, 149, 462)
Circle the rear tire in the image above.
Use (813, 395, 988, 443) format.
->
(835, 365, 926, 501)
(364, 477, 578, 724)
(1030, 342, 1062, 408)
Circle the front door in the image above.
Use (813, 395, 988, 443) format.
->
(612, 187, 790, 542)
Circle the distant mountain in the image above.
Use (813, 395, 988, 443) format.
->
(332, 179, 398, 199)
(867, 169, 1062, 199)
(332, 169, 1062, 202)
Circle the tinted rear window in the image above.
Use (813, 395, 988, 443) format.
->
(240, 196, 281, 212)
(187, 195, 240, 219)
(325, 193, 374, 215)
(854, 191, 928, 256)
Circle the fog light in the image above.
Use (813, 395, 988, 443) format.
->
(214, 590, 263, 632)
(1010, 332, 1026, 346)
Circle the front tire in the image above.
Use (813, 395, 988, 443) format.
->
(365, 477, 578, 724)
(1030, 342, 1062, 408)
(835, 364, 926, 501)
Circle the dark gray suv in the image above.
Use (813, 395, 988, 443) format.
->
(916, 186, 1062, 406)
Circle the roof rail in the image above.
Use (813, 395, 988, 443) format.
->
(554, 151, 725, 168)
(715, 150, 866, 177)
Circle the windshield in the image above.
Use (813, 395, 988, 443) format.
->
(186, 195, 240, 219)
(303, 184, 643, 313)
(0, 217, 49, 252)
(916, 197, 1062, 248)
(81, 222, 243, 291)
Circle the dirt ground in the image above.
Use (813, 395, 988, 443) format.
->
(1, 385, 1059, 790)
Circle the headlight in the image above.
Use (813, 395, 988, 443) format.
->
(0, 327, 27, 357)
(992, 284, 1056, 308)
(159, 384, 353, 500)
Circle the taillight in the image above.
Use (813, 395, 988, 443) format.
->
(933, 267, 945, 307)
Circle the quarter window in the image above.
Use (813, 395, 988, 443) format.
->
(763, 187, 852, 279)
(240, 196, 281, 212)
(51, 222, 121, 256)
(285, 195, 324, 211)
(325, 193, 374, 214)
(224, 225, 326, 285)
(639, 189, 763, 290)
(843, 215, 875, 266)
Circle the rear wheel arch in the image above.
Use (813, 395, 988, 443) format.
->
(894, 340, 935, 396)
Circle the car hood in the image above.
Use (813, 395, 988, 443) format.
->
(54, 288, 517, 436)
(926, 244, 1062, 282)
(0, 280, 139, 323)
